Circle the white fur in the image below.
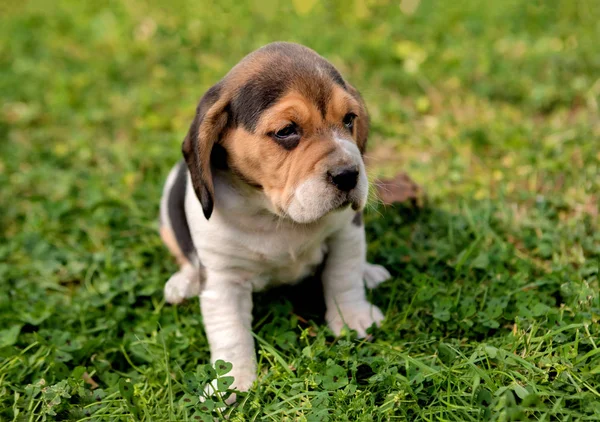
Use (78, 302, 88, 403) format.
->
(364, 263, 391, 289)
(164, 264, 201, 304)
(322, 221, 384, 337)
(200, 273, 255, 403)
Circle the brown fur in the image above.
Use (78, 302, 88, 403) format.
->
(222, 89, 363, 213)
(160, 226, 190, 267)
(181, 42, 369, 219)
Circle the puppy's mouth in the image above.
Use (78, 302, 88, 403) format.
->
(337, 200, 351, 210)
(277, 196, 360, 225)
(313, 189, 366, 218)
(335, 199, 354, 211)
(333, 195, 362, 212)
(279, 180, 367, 224)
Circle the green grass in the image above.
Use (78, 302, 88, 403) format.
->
(1, 0, 599, 420)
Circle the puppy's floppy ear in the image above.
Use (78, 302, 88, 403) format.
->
(346, 84, 369, 154)
(182, 83, 229, 220)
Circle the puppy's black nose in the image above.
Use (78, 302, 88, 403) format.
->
(328, 166, 359, 192)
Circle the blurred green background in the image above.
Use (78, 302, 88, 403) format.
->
(1, 0, 599, 420)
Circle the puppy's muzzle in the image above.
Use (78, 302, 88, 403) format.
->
(327, 165, 359, 192)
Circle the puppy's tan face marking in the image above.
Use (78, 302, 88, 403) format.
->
(183, 42, 370, 223)
(223, 85, 367, 223)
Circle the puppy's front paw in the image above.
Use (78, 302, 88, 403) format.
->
(204, 367, 256, 405)
(326, 302, 384, 338)
(229, 368, 256, 402)
(164, 267, 201, 304)
(364, 263, 391, 289)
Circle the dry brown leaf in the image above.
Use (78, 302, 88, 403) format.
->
(374, 172, 424, 206)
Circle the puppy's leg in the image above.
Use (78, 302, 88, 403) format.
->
(201, 272, 256, 403)
(160, 211, 203, 304)
(363, 263, 391, 289)
(164, 264, 202, 304)
(323, 222, 384, 337)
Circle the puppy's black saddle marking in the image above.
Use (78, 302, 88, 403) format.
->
(168, 160, 199, 265)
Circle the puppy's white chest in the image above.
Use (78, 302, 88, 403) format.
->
(186, 178, 350, 290)
(253, 239, 327, 289)
(202, 229, 329, 291)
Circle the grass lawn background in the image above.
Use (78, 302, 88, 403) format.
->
(1, 0, 598, 420)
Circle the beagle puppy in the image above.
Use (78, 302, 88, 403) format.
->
(159, 42, 391, 397)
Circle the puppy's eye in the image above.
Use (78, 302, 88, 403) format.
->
(343, 113, 356, 131)
(274, 123, 298, 139)
(270, 123, 301, 150)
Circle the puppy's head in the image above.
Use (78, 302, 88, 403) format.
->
(183, 42, 369, 223)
